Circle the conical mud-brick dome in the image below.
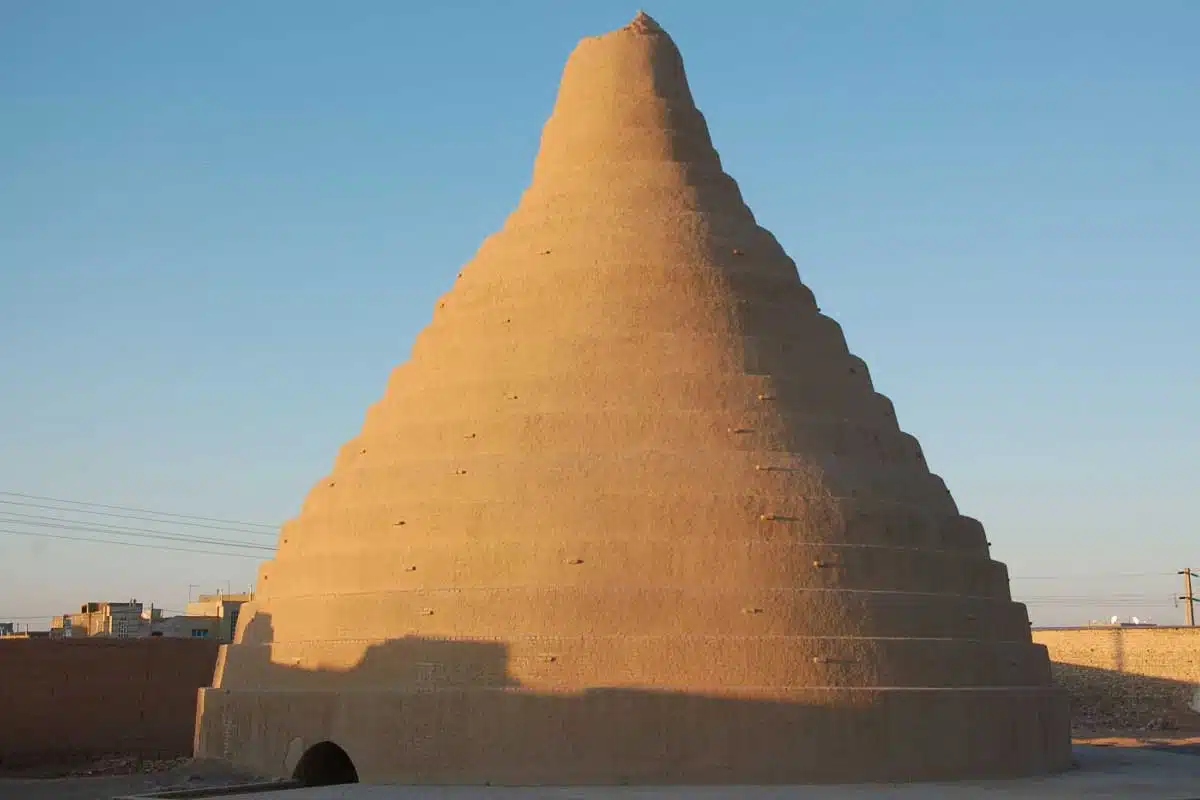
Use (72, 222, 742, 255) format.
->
(197, 12, 1071, 785)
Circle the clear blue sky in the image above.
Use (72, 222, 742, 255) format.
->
(1, 1, 1196, 628)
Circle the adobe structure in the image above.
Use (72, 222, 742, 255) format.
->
(196, 12, 1072, 785)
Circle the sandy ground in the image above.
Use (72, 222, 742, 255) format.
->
(1072, 706, 1200, 754)
(1075, 734, 1200, 757)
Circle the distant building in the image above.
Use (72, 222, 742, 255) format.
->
(150, 615, 223, 639)
(47, 593, 253, 642)
(0, 622, 48, 638)
(0, 627, 50, 639)
(183, 592, 253, 642)
(51, 600, 161, 638)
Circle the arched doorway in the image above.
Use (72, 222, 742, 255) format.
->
(292, 741, 359, 786)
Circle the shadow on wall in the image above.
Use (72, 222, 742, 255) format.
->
(220, 613, 518, 691)
(1051, 662, 1200, 733)
(0, 637, 220, 771)
(198, 612, 1071, 786)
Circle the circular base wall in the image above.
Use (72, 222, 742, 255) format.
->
(196, 685, 1072, 785)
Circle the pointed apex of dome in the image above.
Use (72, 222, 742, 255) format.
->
(529, 8, 705, 186)
(628, 10, 664, 34)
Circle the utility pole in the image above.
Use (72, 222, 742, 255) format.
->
(1180, 569, 1197, 627)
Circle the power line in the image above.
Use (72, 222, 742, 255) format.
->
(1019, 593, 1174, 600)
(1010, 572, 1174, 581)
(0, 528, 266, 559)
(0, 498, 278, 537)
(0, 491, 278, 530)
(0, 515, 275, 551)
(1021, 598, 1176, 606)
(0, 511, 274, 551)
(0, 490, 1188, 612)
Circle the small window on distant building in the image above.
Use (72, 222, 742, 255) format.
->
(191, 629, 209, 638)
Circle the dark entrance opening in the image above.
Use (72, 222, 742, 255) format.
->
(292, 741, 359, 786)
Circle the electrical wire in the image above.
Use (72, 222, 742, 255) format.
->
(0, 512, 274, 551)
(0, 491, 278, 531)
(0, 527, 266, 559)
(1010, 572, 1174, 581)
(0, 490, 1192, 626)
(0, 497, 278, 537)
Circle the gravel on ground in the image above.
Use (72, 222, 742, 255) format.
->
(0, 757, 267, 800)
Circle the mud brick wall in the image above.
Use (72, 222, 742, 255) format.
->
(1033, 627, 1200, 727)
(0, 638, 219, 767)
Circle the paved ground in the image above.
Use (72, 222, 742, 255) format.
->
(0, 758, 266, 800)
(2, 746, 1196, 800)
(149, 747, 1200, 800)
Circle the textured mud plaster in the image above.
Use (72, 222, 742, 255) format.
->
(0, 638, 219, 766)
(196, 11, 1071, 784)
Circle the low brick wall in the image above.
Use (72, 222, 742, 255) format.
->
(0, 637, 219, 768)
(1033, 626, 1200, 729)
